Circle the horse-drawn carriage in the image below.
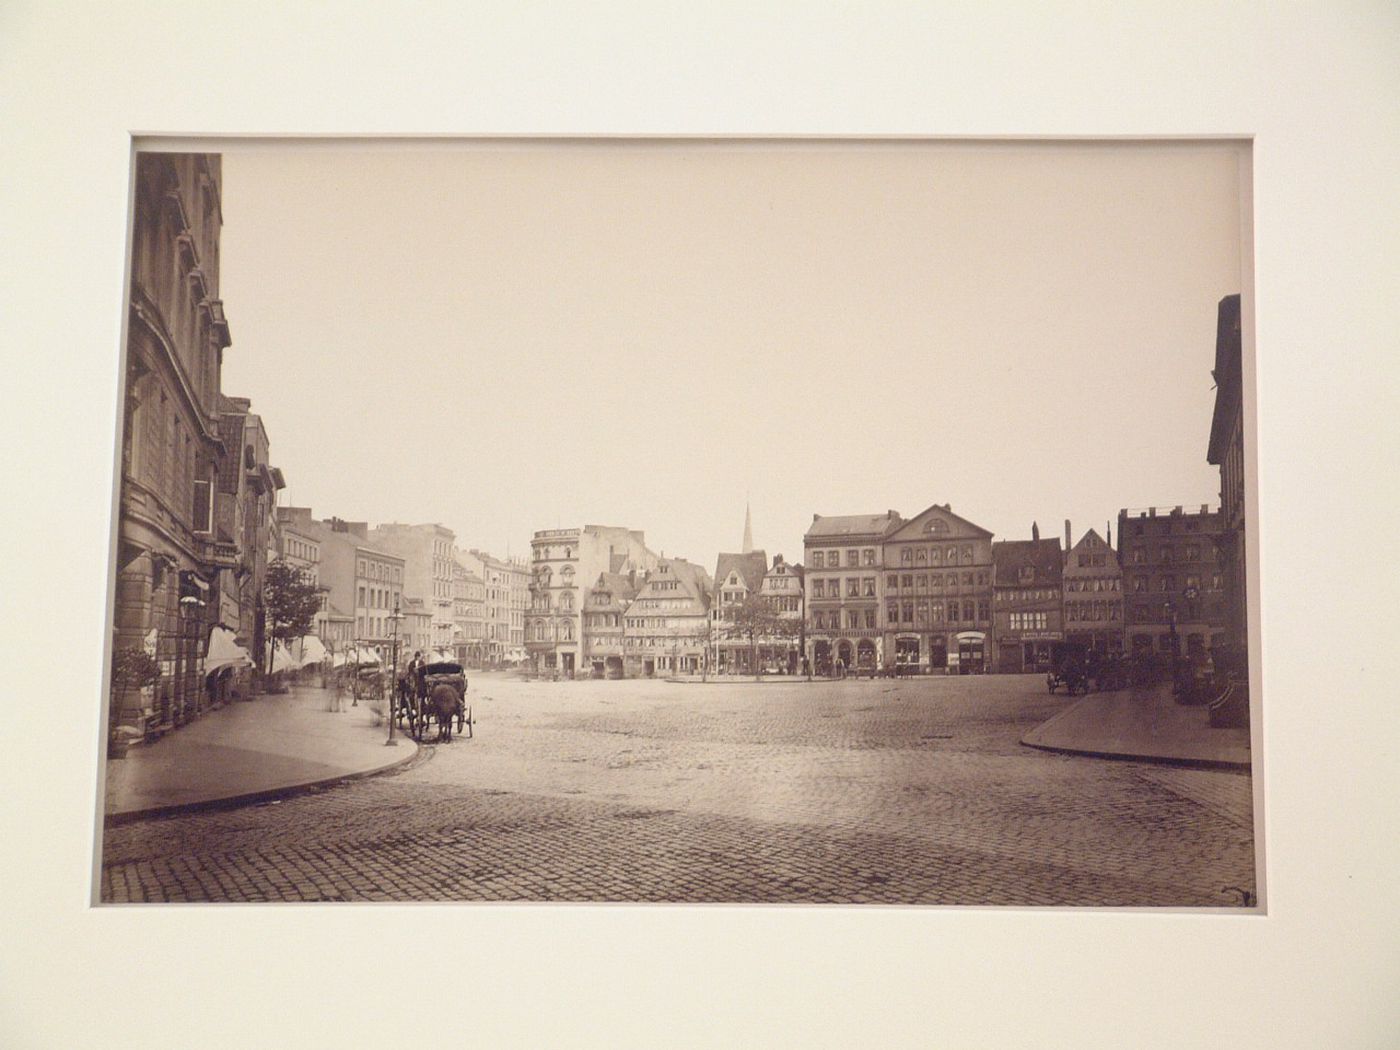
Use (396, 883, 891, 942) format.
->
(396, 660, 473, 742)
(1046, 642, 1091, 695)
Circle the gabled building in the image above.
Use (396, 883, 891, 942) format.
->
(623, 558, 712, 676)
(711, 549, 769, 674)
(1062, 523, 1124, 653)
(992, 531, 1065, 673)
(803, 510, 902, 674)
(757, 554, 805, 673)
(880, 503, 995, 674)
(583, 570, 643, 678)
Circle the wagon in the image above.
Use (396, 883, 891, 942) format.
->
(1046, 642, 1091, 695)
(402, 660, 474, 742)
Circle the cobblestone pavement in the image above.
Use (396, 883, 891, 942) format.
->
(100, 675, 1259, 906)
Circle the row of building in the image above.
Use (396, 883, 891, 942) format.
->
(521, 293, 1248, 682)
(109, 154, 530, 744)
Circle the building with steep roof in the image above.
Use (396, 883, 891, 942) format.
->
(623, 558, 712, 676)
(583, 570, 643, 677)
(992, 533, 1065, 673)
(1062, 523, 1124, 653)
(711, 549, 770, 674)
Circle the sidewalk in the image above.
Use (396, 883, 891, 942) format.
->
(103, 681, 418, 824)
(1021, 682, 1251, 769)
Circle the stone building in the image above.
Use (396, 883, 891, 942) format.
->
(1208, 294, 1248, 663)
(803, 510, 901, 675)
(526, 525, 659, 677)
(112, 153, 235, 740)
(991, 531, 1065, 674)
(1062, 522, 1124, 653)
(623, 558, 712, 675)
(278, 512, 325, 639)
(368, 523, 457, 652)
(756, 554, 804, 673)
(1118, 505, 1226, 661)
(449, 555, 486, 666)
(458, 549, 530, 667)
(880, 504, 995, 674)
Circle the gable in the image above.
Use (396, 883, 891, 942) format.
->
(885, 502, 993, 543)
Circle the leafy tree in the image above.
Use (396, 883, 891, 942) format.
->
(719, 594, 799, 678)
(110, 645, 160, 743)
(264, 558, 322, 653)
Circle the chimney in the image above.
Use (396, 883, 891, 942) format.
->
(1032, 521, 1040, 541)
(813, 514, 821, 523)
(773, 553, 784, 566)
(1065, 520, 1072, 550)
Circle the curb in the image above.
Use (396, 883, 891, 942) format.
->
(103, 737, 423, 828)
(1019, 696, 1251, 771)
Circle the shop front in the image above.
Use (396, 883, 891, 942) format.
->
(952, 631, 986, 674)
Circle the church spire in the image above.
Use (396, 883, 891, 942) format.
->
(742, 500, 754, 554)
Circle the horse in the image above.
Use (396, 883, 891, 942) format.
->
(426, 683, 463, 742)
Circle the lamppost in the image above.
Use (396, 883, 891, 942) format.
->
(1165, 600, 1180, 690)
(387, 601, 404, 746)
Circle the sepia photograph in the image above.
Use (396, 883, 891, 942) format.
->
(97, 139, 1260, 907)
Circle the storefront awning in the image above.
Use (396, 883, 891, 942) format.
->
(267, 640, 299, 674)
(295, 635, 328, 667)
(205, 626, 252, 672)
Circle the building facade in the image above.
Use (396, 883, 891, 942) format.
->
(526, 525, 659, 677)
(991, 533, 1065, 673)
(450, 556, 487, 666)
(459, 549, 530, 667)
(112, 153, 234, 740)
(756, 554, 805, 673)
(1062, 524, 1124, 652)
(368, 523, 457, 652)
(279, 514, 325, 639)
(1118, 505, 1226, 662)
(711, 549, 769, 674)
(583, 571, 643, 677)
(1208, 293, 1247, 663)
(623, 558, 711, 675)
(880, 504, 995, 674)
(803, 510, 900, 675)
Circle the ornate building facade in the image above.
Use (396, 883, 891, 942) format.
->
(1062, 524, 1124, 653)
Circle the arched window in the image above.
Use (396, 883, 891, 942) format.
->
(560, 591, 574, 611)
(915, 548, 927, 565)
(560, 620, 574, 642)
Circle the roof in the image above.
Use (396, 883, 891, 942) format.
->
(714, 551, 768, 592)
(804, 512, 902, 541)
(584, 571, 641, 608)
(992, 539, 1064, 587)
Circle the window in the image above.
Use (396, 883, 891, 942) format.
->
(811, 551, 824, 568)
(1132, 548, 1145, 564)
(901, 548, 913, 566)
(886, 601, 898, 622)
(862, 549, 875, 566)
(931, 548, 942, 565)
(846, 578, 859, 598)
(192, 478, 211, 533)
(864, 609, 876, 629)
(963, 572, 973, 586)
(358, 586, 366, 607)
(916, 602, 928, 624)
(978, 601, 989, 621)
(847, 550, 859, 567)
(863, 577, 876, 596)
(1161, 576, 1176, 592)
(902, 601, 913, 623)
(886, 574, 898, 590)
(946, 602, 958, 623)
(1186, 544, 1200, 561)
(961, 546, 973, 563)
(915, 548, 927, 565)
(812, 579, 824, 598)
(847, 611, 860, 629)
(931, 602, 942, 621)
(902, 574, 913, 589)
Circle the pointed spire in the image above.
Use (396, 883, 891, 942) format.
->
(742, 500, 754, 554)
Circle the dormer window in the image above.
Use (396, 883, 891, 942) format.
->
(1018, 565, 1035, 584)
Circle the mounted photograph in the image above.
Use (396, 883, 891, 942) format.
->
(97, 139, 1258, 907)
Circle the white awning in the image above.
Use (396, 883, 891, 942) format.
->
(295, 635, 328, 667)
(267, 640, 298, 674)
(206, 626, 252, 673)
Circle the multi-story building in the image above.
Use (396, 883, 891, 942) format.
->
(711, 549, 769, 674)
(623, 558, 712, 675)
(757, 554, 805, 673)
(401, 597, 433, 657)
(112, 153, 236, 740)
(279, 511, 405, 660)
(458, 549, 530, 667)
(216, 397, 286, 684)
(526, 525, 659, 677)
(279, 512, 325, 638)
(1062, 522, 1124, 653)
(991, 531, 1065, 673)
(583, 571, 643, 678)
(1118, 505, 1226, 662)
(449, 556, 487, 666)
(1208, 293, 1247, 663)
(368, 523, 457, 652)
(803, 510, 900, 675)
(879, 504, 995, 674)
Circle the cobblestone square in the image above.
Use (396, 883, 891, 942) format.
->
(100, 674, 1257, 906)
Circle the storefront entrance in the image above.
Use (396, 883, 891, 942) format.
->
(956, 633, 986, 674)
(895, 636, 920, 671)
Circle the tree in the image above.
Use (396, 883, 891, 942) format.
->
(110, 645, 160, 748)
(720, 594, 799, 678)
(264, 558, 322, 655)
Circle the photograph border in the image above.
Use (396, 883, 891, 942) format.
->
(5, 5, 1397, 1047)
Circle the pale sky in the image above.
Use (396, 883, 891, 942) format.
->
(216, 141, 1244, 565)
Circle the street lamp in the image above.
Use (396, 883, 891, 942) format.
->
(387, 601, 405, 746)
